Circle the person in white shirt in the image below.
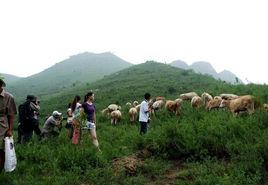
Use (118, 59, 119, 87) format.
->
(139, 93, 151, 134)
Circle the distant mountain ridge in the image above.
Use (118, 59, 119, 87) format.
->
(7, 52, 132, 100)
(170, 60, 242, 84)
(1, 73, 21, 84)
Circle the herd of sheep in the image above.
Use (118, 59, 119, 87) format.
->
(101, 92, 268, 125)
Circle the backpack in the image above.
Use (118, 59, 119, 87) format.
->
(18, 101, 32, 124)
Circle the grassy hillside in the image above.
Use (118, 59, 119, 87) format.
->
(2, 61, 268, 185)
(7, 52, 132, 101)
(1, 73, 21, 84)
(40, 61, 268, 115)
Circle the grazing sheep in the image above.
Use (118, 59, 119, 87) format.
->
(174, 98, 183, 104)
(201, 92, 213, 106)
(263, 104, 268, 112)
(135, 104, 141, 112)
(156, 96, 165, 101)
(214, 96, 222, 100)
(108, 104, 120, 112)
(191, 96, 203, 108)
(126, 102, 132, 107)
(133, 101, 139, 107)
(129, 107, 138, 122)
(101, 108, 110, 117)
(151, 99, 165, 115)
(152, 100, 165, 110)
(165, 99, 182, 115)
(219, 95, 255, 115)
(220, 94, 239, 100)
(206, 98, 222, 110)
(179, 92, 198, 100)
(110, 110, 122, 125)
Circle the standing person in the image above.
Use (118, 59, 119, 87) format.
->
(0, 76, 17, 172)
(71, 95, 81, 144)
(81, 92, 100, 150)
(66, 103, 73, 139)
(32, 98, 42, 140)
(41, 111, 62, 138)
(18, 95, 41, 144)
(139, 93, 151, 135)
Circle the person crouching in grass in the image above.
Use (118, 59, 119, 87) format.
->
(41, 111, 62, 138)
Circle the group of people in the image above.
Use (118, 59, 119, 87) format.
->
(67, 92, 99, 149)
(0, 75, 152, 172)
(17, 94, 64, 143)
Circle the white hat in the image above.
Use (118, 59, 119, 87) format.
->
(52, 110, 62, 117)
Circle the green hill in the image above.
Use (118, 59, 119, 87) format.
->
(40, 61, 268, 114)
(7, 52, 132, 101)
(1, 73, 21, 84)
(2, 61, 268, 185)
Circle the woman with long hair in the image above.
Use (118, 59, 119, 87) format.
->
(71, 95, 81, 144)
(81, 92, 100, 150)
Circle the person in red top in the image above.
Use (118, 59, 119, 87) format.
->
(0, 76, 17, 172)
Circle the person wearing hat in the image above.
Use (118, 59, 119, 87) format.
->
(0, 75, 17, 172)
(18, 95, 41, 144)
(41, 111, 63, 138)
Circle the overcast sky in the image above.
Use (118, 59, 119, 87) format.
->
(0, 0, 267, 84)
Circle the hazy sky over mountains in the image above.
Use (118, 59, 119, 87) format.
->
(0, 0, 267, 84)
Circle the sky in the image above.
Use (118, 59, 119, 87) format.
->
(0, 0, 268, 84)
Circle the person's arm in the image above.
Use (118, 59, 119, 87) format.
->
(67, 109, 72, 117)
(144, 102, 150, 113)
(93, 112, 96, 125)
(6, 115, 14, 137)
(6, 96, 17, 137)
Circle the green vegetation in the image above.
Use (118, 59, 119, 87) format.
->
(1, 61, 268, 184)
(7, 52, 132, 101)
(1, 74, 21, 84)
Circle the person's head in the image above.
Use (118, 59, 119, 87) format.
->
(144, 93, 151, 101)
(26, 95, 37, 102)
(52, 110, 62, 120)
(68, 103, 72, 108)
(0, 75, 6, 89)
(84, 91, 94, 102)
(71, 95, 81, 112)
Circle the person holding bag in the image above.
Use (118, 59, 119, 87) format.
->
(0, 75, 17, 172)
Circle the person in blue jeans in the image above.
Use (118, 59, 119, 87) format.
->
(81, 92, 100, 150)
(139, 93, 151, 134)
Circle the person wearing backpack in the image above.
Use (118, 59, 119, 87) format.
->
(18, 95, 41, 144)
(0, 76, 17, 172)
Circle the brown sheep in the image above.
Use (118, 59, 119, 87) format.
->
(206, 97, 222, 110)
(133, 101, 139, 107)
(129, 107, 138, 122)
(214, 96, 222, 100)
(220, 93, 239, 100)
(191, 96, 203, 108)
(110, 110, 122, 125)
(179, 92, 198, 101)
(151, 99, 165, 115)
(219, 95, 254, 115)
(165, 99, 182, 115)
(156, 96, 165, 101)
(201, 92, 213, 106)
